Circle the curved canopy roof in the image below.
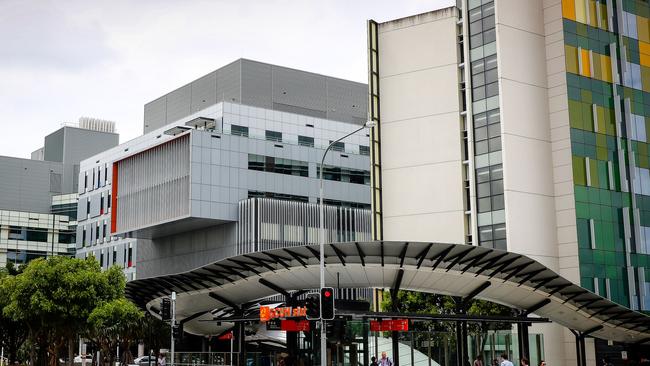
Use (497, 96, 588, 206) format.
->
(126, 241, 650, 343)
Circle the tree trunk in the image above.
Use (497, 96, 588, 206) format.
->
(68, 337, 75, 366)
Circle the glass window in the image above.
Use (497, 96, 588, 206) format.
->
(483, 28, 496, 46)
(298, 135, 314, 147)
(492, 195, 505, 211)
(476, 167, 490, 182)
(475, 140, 489, 155)
(474, 113, 487, 127)
(491, 179, 504, 195)
(248, 154, 308, 177)
(8, 226, 25, 240)
(475, 126, 488, 141)
(231, 125, 249, 137)
(486, 82, 499, 97)
(478, 197, 492, 213)
(473, 73, 486, 87)
(469, 7, 482, 22)
(484, 55, 498, 70)
(479, 226, 493, 241)
(485, 68, 498, 84)
(471, 34, 483, 49)
(473, 86, 486, 100)
(487, 123, 500, 138)
(488, 136, 502, 152)
(482, 2, 495, 17)
(360, 145, 370, 155)
(477, 182, 491, 197)
(26, 228, 47, 242)
(482, 15, 495, 30)
(487, 109, 500, 124)
(318, 165, 370, 185)
(490, 164, 503, 179)
(330, 141, 345, 152)
(265, 130, 282, 142)
(470, 20, 482, 35)
(471, 60, 485, 75)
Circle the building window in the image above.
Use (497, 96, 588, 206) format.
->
(96, 222, 100, 241)
(359, 145, 370, 156)
(58, 232, 74, 244)
(107, 192, 111, 209)
(26, 228, 48, 242)
(248, 154, 309, 177)
(298, 135, 314, 147)
(103, 220, 107, 239)
(127, 244, 133, 268)
(84, 172, 88, 190)
(100, 250, 104, 267)
(231, 125, 249, 137)
(248, 191, 309, 202)
(478, 224, 506, 250)
(330, 141, 345, 152)
(8, 226, 25, 240)
(82, 227, 87, 246)
(100, 193, 104, 215)
(265, 130, 282, 142)
(321, 199, 371, 210)
(112, 248, 117, 265)
(318, 165, 370, 185)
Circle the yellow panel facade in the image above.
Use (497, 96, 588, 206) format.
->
(562, 0, 576, 20)
(566, 45, 579, 74)
(575, 0, 587, 23)
(581, 48, 592, 77)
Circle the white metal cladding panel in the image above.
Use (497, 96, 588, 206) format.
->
(216, 60, 242, 104)
(166, 85, 192, 124)
(115, 134, 190, 233)
(236, 198, 371, 255)
(241, 60, 273, 109)
(191, 71, 218, 113)
(144, 96, 167, 133)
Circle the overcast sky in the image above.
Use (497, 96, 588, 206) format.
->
(0, 0, 453, 158)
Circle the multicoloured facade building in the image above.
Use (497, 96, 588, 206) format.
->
(370, 0, 650, 364)
(562, 0, 650, 311)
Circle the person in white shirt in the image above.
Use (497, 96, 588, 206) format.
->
(379, 352, 392, 366)
(500, 353, 514, 366)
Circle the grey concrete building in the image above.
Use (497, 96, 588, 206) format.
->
(0, 119, 119, 267)
(76, 59, 371, 280)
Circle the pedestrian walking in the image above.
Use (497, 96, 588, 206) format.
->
(474, 355, 484, 366)
(500, 354, 513, 366)
(370, 356, 379, 366)
(379, 352, 393, 366)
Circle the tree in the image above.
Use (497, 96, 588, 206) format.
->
(87, 299, 144, 366)
(4, 257, 125, 366)
(0, 265, 27, 364)
(381, 290, 514, 360)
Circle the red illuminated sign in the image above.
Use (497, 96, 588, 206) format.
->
(217, 331, 233, 340)
(370, 319, 409, 332)
(281, 320, 311, 332)
(259, 306, 307, 322)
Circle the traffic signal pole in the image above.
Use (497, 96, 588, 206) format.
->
(171, 292, 176, 366)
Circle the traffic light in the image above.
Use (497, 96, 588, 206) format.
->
(305, 293, 321, 320)
(161, 298, 171, 321)
(321, 287, 335, 320)
(172, 323, 183, 340)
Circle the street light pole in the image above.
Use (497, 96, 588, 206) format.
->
(319, 120, 375, 366)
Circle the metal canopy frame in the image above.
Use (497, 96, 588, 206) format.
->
(126, 241, 650, 343)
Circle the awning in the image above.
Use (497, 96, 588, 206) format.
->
(125, 241, 650, 343)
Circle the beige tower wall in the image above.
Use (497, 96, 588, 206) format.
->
(495, 1, 580, 365)
(377, 8, 467, 243)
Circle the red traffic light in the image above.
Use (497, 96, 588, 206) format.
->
(324, 290, 332, 298)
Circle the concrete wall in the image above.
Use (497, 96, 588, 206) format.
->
(0, 156, 64, 213)
(377, 8, 467, 243)
(143, 59, 368, 133)
(136, 223, 237, 278)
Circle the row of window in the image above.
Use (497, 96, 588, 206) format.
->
(247, 154, 370, 185)
(248, 154, 309, 177)
(232, 125, 369, 156)
(84, 163, 109, 192)
(81, 220, 113, 247)
(318, 165, 371, 185)
(248, 190, 309, 202)
(92, 243, 133, 269)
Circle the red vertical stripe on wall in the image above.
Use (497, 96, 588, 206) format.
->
(111, 163, 118, 233)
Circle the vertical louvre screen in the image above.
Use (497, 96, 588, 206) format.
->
(368, 19, 383, 241)
(236, 198, 371, 255)
(115, 134, 190, 233)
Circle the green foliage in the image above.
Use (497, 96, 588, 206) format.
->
(87, 299, 144, 366)
(1, 256, 131, 366)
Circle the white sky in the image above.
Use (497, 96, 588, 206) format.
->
(0, 0, 454, 159)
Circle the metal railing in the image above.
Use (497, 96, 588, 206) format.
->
(172, 352, 238, 366)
